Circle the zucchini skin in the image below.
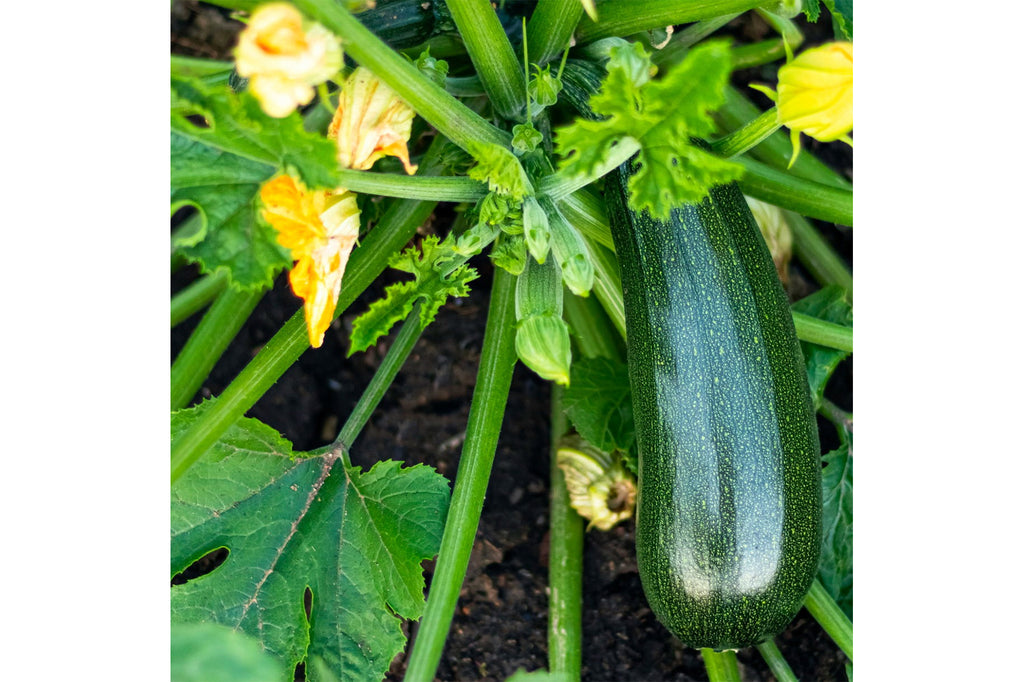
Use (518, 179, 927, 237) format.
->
(606, 166, 822, 650)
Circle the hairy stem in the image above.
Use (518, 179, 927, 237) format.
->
(786, 210, 852, 291)
(526, 0, 584, 67)
(737, 156, 853, 226)
(755, 640, 798, 682)
(701, 648, 742, 682)
(576, 0, 762, 44)
(710, 106, 781, 158)
(403, 268, 519, 682)
(335, 169, 487, 202)
(792, 311, 853, 353)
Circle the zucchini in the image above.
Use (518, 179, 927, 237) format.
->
(606, 164, 822, 650)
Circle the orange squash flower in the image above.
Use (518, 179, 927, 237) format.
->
(329, 67, 418, 174)
(260, 176, 360, 347)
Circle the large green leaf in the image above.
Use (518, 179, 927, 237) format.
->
(171, 402, 451, 681)
(171, 132, 288, 290)
(562, 357, 635, 460)
(792, 285, 853, 409)
(820, 439, 853, 619)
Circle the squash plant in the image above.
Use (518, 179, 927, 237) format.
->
(170, 0, 853, 680)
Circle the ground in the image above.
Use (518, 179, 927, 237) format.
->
(172, 2, 852, 679)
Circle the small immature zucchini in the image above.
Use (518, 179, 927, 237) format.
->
(606, 164, 822, 650)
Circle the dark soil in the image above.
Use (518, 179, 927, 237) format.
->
(172, 3, 852, 680)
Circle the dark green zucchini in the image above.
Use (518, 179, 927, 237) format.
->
(606, 164, 822, 650)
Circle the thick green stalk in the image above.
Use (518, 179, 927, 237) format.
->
(755, 640, 798, 682)
(737, 156, 853, 226)
(526, 0, 584, 67)
(575, 0, 762, 43)
(293, 0, 510, 150)
(805, 579, 853, 660)
(170, 285, 265, 411)
(792, 312, 853, 353)
(170, 190, 437, 483)
(730, 38, 790, 69)
(710, 106, 781, 158)
(335, 169, 486, 202)
(540, 138, 641, 200)
(171, 270, 228, 328)
(701, 649, 742, 682)
(169, 55, 233, 82)
(585, 238, 627, 340)
(403, 268, 519, 682)
(442, 0, 525, 120)
(547, 384, 583, 679)
(334, 305, 426, 458)
(786, 210, 853, 291)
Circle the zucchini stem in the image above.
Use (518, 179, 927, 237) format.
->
(805, 579, 854, 660)
(710, 106, 782, 158)
(547, 384, 584, 679)
(700, 648, 742, 682)
(171, 270, 228, 328)
(403, 268, 519, 682)
(755, 640, 799, 682)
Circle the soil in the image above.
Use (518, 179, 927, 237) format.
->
(171, 3, 852, 680)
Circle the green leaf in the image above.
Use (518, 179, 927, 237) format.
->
(562, 357, 635, 455)
(171, 75, 341, 190)
(820, 440, 853, 619)
(171, 622, 286, 682)
(802, 0, 852, 38)
(171, 133, 290, 290)
(171, 402, 451, 682)
(466, 140, 534, 200)
(554, 40, 741, 219)
(349, 236, 479, 354)
(792, 286, 853, 409)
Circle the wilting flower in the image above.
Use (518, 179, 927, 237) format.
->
(235, 3, 343, 118)
(329, 67, 418, 174)
(756, 41, 852, 166)
(556, 436, 636, 531)
(260, 175, 360, 347)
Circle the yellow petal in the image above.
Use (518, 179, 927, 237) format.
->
(329, 67, 418, 173)
(259, 177, 362, 348)
(777, 41, 852, 143)
(235, 3, 343, 118)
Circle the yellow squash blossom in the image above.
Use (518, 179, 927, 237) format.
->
(235, 3, 343, 118)
(756, 41, 853, 166)
(329, 67, 418, 174)
(260, 176, 360, 348)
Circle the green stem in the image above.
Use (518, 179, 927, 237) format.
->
(819, 398, 853, 438)
(805, 579, 853, 660)
(555, 189, 614, 252)
(792, 312, 853, 353)
(576, 0, 762, 44)
(333, 305, 426, 460)
(585, 238, 627, 341)
(171, 270, 228, 328)
(444, 75, 487, 97)
(755, 7, 804, 47)
(710, 106, 781, 158)
(293, 0, 510, 150)
(786, 210, 853, 291)
(442, 0, 526, 120)
(701, 648, 742, 682)
(730, 37, 789, 70)
(563, 288, 624, 361)
(526, 0, 584, 67)
(170, 139, 449, 482)
(755, 640, 799, 682)
(547, 384, 584, 679)
(170, 285, 265, 411)
(540, 138, 641, 200)
(717, 86, 851, 191)
(650, 13, 739, 68)
(737, 156, 853, 226)
(335, 168, 486, 202)
(403, 268, 519, 682)
(169, 55, 233, 82)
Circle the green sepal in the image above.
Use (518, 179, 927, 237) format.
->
(515, 314, 572, 386)
(490, 233, 529, 276)
(539, 196, 594, 297)
(522, 196, 551, 264)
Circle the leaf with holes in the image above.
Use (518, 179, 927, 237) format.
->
(170, 401, 451, 681)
